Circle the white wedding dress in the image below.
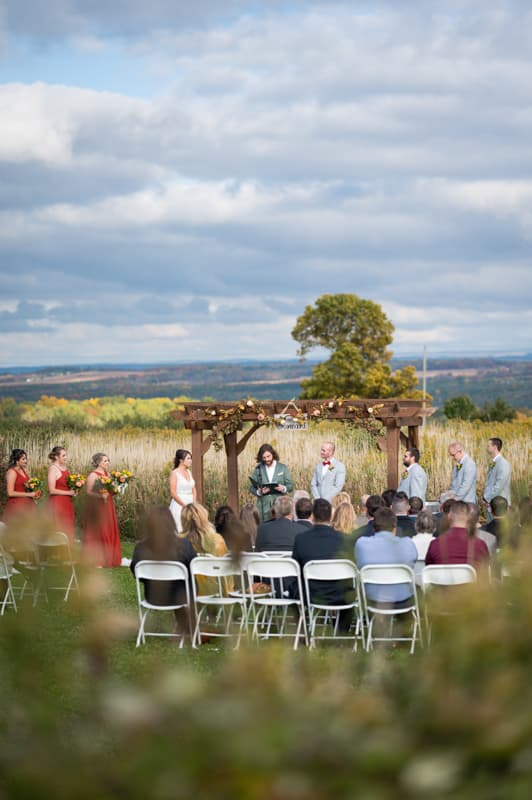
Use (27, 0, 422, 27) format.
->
(169, 469, 196, 532)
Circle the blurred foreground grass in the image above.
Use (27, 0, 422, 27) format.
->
(3, 539, 532, 797)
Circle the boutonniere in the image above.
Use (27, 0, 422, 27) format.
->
(402, 469, 408, 479)
(456, 463, 462, 471)
(488, 462, 495, 470)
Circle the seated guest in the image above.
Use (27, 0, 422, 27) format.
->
(130, 506, 195, 635)
(355, 494, 369, 528)
(425, 500, 489, 567)
(331, 501, 357, 536)
(353, 494, 385, 539)
(294, 496, 313, 528)
(468, 503, 497, 557)
(332, 491, 352, 511)
(381, 489, 396, 508)
(408, 496, 424, 516)
(292, 499, 354, 632)
(411, 510, 436, 561)
(214, 504, 252, 553)
(433, 493, 455, 537)
(354, 507, 417, 605)
(391, 493, 417, 537)
(255, 496, 303, 552)
(293, 489, 311, 520)
(239, 503, 260, 550)
(482, 496, 509, 545)
(180, 503, 231, 595)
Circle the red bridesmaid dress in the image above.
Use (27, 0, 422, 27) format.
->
(82, 470, 122, 567)
(3, 468, 35, 523)
(48, 469, 76, 540)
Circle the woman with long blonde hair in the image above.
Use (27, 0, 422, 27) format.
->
(331, 501, 357, 535)
(180, 503, 230, 595)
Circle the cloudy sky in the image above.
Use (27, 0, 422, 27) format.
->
(1, 0, 531, 367)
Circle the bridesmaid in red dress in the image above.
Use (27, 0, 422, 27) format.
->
(47, 446, 76, 541)
(82, 452, 122, 567)
(3, 449, 39, 524)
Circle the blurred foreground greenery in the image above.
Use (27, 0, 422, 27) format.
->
(3, 538, 532, 798)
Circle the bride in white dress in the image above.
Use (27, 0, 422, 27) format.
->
(169, 449, 196, 532)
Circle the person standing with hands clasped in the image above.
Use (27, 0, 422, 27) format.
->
(483, 437, 511, 520)
(249, 443, 293, 522)
(311, 442, 346, 503)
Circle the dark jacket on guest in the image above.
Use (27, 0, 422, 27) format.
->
(256, 518, 306, 552)
(291, 524, 355, 607)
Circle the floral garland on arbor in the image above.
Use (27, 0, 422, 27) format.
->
(203, 397, 386, 450)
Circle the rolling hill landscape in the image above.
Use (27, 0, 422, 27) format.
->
(0, 355, 530, 410)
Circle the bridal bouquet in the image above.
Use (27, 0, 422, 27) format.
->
(24, 476, 43, 499)
(110, 469, 134, 495)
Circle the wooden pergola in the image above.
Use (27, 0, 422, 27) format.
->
(171, 398, 429, 510)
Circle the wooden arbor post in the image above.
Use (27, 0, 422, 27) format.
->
(172, 399, 429, 509)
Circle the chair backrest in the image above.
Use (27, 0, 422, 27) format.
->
(422, 564, 477, 588)
(238, 551, 266, 571)
(135, 560, 189, 582)
(246, 557, 300, 580)
(261, 550, 293, 558)
(303, 559, 357, 583)
(359, 564, 416, 586)
(190, 556, 242, 578)
(34, 532, 72, 563)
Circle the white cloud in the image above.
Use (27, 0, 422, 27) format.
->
(0, 1, 531, 363)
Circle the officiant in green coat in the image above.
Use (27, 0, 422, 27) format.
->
(249, 443, 294, 522)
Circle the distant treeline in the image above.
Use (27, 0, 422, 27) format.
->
(0, 357, 530, 409)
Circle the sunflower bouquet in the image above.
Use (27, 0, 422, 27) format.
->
(94, 475, 119, 497)
(67, 473, 86, 492)
(24, 476, 43, 499)
(110, 469, 134, 495)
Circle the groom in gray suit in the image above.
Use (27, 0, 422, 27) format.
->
(483, 437, 511, 511)
(310, 442, 346, 503)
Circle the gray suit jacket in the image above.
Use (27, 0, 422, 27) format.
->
(450, 454, 477, 503)
(483, 455, 511, 504)
(397, 462, 427, 501)
(310, 458, 346, 502)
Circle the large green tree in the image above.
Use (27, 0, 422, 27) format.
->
(291, 293, 421, 399)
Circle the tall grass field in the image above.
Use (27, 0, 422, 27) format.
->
(1, 419, 530, 538)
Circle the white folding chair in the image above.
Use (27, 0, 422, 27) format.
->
(32, 532, 79, 605)
(228, 552, 271, 626)
(421, 564, 477, 589)
(260, 550, 293, 558)
(246, 557, 308, 649)
(0, 544, 17, 614)
(303, 560, 364, 650)
(359, 564, 423, 654)
(421, 564, 477, 640)
(190, 556, 247, 648)
(134, 560, 192, 647)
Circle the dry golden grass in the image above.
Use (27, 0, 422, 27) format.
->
(7, 418, 530, 538)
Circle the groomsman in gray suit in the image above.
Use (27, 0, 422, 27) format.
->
(448, 441, 477, 502)
(311, 442, 346, 503)
(483, 437, 511, 510)
(397, 447, 428, 502)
